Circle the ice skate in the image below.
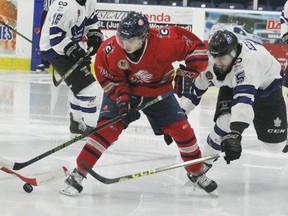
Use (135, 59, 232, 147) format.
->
(186, 163, 218, 197)
(60, 168, 86, 196)
(35, 63, 49, 73)
(69, 112, 94, 135)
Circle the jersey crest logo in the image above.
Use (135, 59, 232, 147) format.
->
(117, 59, 130, 70)
(235, 70, 245, 84)
(205, 71, 213, 80)
(274, 117, 281, 127)
(130, 70, 153, 83)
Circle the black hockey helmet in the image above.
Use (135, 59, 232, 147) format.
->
(208, 30, 239, 58)
(117, 11, 149, 41)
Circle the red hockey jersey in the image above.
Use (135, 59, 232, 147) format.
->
(95, 26, 208, 100)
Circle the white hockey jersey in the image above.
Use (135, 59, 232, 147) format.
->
(280, 1, 288, 38)
(40, 0, 99, 60)
(187, 40, 283, 126)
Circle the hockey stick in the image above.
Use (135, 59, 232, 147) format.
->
(0, 19, 33, 44)
(52, 47, 94, 87)
(0, 92, 170, 170)
(81, 153, 222, 184)
(0, 166, 67, 186)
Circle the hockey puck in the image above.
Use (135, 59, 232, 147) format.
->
(23, 183, 33, 193)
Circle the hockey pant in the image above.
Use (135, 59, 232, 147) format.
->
(206, 112, 286, 155)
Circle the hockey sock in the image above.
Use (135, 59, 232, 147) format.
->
(76, 120, 124, 172)
(163, 119, 202, 173)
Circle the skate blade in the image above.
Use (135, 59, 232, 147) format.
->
(209, 189, 219, 197)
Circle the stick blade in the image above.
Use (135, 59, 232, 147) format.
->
(81, 160, 119, 184)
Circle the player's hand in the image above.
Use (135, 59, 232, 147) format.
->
(116, 94, 140, 127)
(221, 131, 242, 164)
(282, 32, 288, 44)
(64, 42, 91, 63)
(87, 29, 104, 56)
(174, 64, 198, 98)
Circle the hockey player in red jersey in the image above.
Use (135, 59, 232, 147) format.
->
(60, 11, 218, 196)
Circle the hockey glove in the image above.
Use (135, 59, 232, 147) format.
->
(64, 42, 91, 64)
(87, 29, 104, 56)
(174, 64, 199, 98)
(221, 131, 242, 164)
(282, 32, 288, 45)
(116, 94, 140, 127)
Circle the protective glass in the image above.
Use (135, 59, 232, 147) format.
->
(116, 32, 145, 54)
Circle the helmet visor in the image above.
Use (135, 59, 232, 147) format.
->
(116, 32, 145, 53)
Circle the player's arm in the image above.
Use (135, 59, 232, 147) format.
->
(84, 2, 104, 56)
(48, 5, 74, 55)
(48, 5, 90, 63)
(221, 83, 256, 164)
(172, 27, 209, 98)
(94, 45, 130, 100)
(95, 42, 140, 125)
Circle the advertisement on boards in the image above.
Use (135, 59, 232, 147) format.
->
(95, 6, 194, 39)
(0, 0, 17, 54)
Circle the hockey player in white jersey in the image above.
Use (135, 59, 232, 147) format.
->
(178, 30, 287, 164)
(40, 0, 104, 134)
(281, 0, 288, 153)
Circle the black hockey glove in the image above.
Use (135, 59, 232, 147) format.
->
(116, 94, 140, 127)
(87, 29, 104, 56)
(64, 42, 91, 64)
(174, 64, 199, 98)
(282, 32, 288, 45)
(221, 131, 242, 164)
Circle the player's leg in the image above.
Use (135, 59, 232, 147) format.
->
(69, 82, 98, 135)
(60, 93, 125, 196)
(253, 89, 287, 153)
(50, 57, 97, 134)
(143, 93, 217, 194)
